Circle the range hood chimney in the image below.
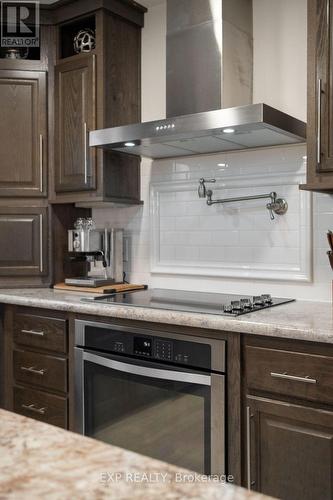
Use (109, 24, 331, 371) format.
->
(166, 0, 253, 117)
(90, 0, 306, 159)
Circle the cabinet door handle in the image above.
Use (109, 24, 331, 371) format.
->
(21, 329, 45, 337)
(317, 78, 322, 165)
(39, 134, 43, 192)
(39, 213, 43, 273)
(20, 366, 46, 376)
(270, 372, 317, 384)
(246, 406, 255, 489)
(84, 122, 88, 184)
(21, 403, 46, 415)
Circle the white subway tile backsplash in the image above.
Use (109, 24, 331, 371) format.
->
(93, 144, 333, 301)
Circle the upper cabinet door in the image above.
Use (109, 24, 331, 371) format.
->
(313, 0, 333, 173)
(305, 0, 333, 191)
(55, 54, 97, 192)
(0, 70, 47, 197)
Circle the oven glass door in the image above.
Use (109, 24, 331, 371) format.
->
(80, 349, 214, 474)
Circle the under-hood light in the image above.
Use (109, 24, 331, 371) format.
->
(222, 128, 235, 134)
(124, 142, 136, 147)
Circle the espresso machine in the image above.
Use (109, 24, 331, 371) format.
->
(65, 218, 123, 287)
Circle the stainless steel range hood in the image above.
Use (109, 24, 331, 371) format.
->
(90, 104, 306, 159)
(89, 0, 306, 159)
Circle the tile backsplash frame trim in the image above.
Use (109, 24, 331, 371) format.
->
(150, 171, 313, 282)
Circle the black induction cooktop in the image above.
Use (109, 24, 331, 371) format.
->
(81, 288, 295, 316)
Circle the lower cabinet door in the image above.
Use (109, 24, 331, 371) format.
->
(14, 386, 67, 428)
(246, 396, 333, 500)
(0, 206, 48, 276)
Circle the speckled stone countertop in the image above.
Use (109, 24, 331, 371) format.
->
(0, 409, 272, 500)
(0, 288, 332, 343)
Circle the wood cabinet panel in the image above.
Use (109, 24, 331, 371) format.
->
(246, 396, 333, 500)
(245, 345, 333, 404)
(14, 385, 67, 428)
(0, 70, 47, 197)
(55, 54, 96, 192)
(14, 313, 67, 354)
(0, 207, 48, 277)
(13, 349, 67, 393)
(302, 0, 333, 190)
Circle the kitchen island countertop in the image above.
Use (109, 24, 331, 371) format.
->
(0, 288, 332, 343)
(0, 409, 271, 500)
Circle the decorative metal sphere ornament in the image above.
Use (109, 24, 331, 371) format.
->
(73, 29, 95, 54)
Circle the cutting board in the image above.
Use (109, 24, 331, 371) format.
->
(53, 282, 148, 294)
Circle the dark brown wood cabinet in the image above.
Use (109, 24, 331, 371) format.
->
(0, 70, 47, 197)
(5, 306, 69, 429)
(246, 396, 333, 500)
(55, 54, 96, 192)
(0, 1, 145, 287)
(301, 0, 333, 191)
(243, 336, 333, 499)
(0, 206, 48, 278)
(50, 7, 144, 206)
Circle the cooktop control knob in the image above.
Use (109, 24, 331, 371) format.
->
(253, 295, 264, 306)
(231, 300, 243, 312)
(240, 298, 252, 309)
(261, 294, 273, 304)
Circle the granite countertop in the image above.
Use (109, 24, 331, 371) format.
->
(0, 288, 332, 343)
(0, 409, 271, 500)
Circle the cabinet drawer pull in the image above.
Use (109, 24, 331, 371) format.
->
(21, 403, 46, 415)
(21, 329, 45, 337)
(270, 372, 317, 384)
(20, 366, 46, 376)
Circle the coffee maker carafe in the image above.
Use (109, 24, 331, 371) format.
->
(65, 218, 123, 287)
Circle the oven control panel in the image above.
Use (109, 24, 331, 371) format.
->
(132, 335, 210, 370)
(154, 339, 173, 361)
(83, 326, 212, 370)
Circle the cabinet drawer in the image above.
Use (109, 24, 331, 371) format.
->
(14, 313, 67, 353)
(245, 345, 333, 404)
(13, 350, 67, 394)
(14, 386, 67, 429)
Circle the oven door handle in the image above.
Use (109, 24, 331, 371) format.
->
(82, 350, 211, 386)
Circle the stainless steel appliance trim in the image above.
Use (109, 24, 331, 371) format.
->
(84, 122, 88, 184)
(74, 347, 84, 433)
(317, 78, 322, 165)
(82, 350, 211, 386)
(210, 373, 225, 474)
(74, 319, 225, 372)
(246, 406, 252, 489)
(21, 329, 45, 337)
(39, 134, 43, 192)
(39, 214, 43, 273)
(270, 372, 317, 384)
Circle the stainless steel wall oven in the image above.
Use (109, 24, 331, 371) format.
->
(74, 320, 226, 475)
